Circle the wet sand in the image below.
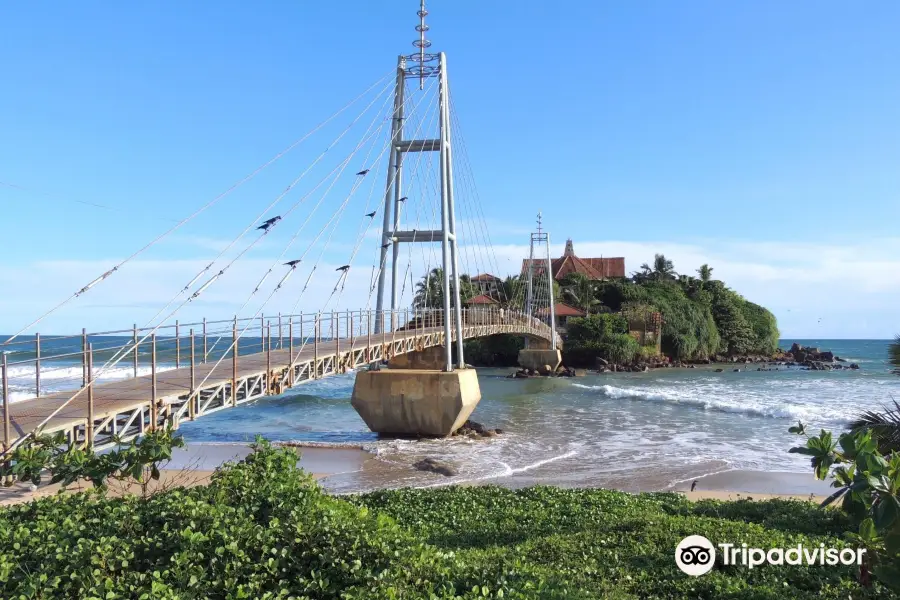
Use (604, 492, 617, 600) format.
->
(669, 469, 832, 503)
(2, 443, 833, 507)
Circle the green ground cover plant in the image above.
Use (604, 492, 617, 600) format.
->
(1, 440, 890, 599)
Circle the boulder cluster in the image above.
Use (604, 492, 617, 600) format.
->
(771, 342, 860, 371)
(507, 365, 586, 379)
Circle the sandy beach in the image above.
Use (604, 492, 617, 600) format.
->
(2, 442, 834, 506)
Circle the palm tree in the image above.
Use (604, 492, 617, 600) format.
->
(638, 254, 676, 282)
(561, 273, 601, 315)
(412, 268, 475, 310)
(697, 264, 714, 284)
(414, 268, 444, 309)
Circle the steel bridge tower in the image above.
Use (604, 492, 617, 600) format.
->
(373, 0, 464, 373)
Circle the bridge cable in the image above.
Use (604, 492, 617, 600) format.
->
(1, 69, 395, 347)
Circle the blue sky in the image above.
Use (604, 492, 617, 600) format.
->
(1, 1, 899, 338)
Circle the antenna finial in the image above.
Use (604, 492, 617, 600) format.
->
(413, 0, 431, 89)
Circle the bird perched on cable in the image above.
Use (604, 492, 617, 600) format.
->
(336, 265, 350, 272)
(284, 259, 302, 268)
(398, 196, 407, 202)
(257, 216, 281, 231)
(356, 169, 370, 176)
(381, 242, 391, 249)
(365, 211, 376, 218)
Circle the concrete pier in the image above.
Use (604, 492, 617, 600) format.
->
(518, 348, 562, 374)
(351, 367, 481, 436)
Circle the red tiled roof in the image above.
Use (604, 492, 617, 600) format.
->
(465, 294, 499, 305)
(537, 302, 586, 317)
(521, 256, 625, 281)
(470, 273, 501, 282)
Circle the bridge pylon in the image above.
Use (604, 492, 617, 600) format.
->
(373, 9, 463, 373)
(354, 0, 480, 437)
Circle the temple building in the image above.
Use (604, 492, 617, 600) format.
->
(522, 239, 625, 281)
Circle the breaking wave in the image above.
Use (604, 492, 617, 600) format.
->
(571, 382, 849, 422)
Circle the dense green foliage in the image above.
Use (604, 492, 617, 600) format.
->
(0, 426, 184, 495)
(2, 440, 889, 598)
(790, 423, 900, 589)
(571, 255, 780, 361)
(463, 334, 525, 367)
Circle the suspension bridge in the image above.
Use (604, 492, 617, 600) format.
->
(0, 2, 562, 455)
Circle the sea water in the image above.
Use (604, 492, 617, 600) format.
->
(6, 337, 898, 493)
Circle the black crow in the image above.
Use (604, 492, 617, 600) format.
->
(398, 196, 407, 202)
(336, 265, 350, 272)
(356, 169, 370, 176)
(257, 216, 282, 231)
(690, 480, 697, 492)
(365, 211, 376, 218)
(284, 259, 302, 268)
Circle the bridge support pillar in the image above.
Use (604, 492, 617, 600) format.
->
(518, 348, 562, 375)
(351, 368, 480, 437)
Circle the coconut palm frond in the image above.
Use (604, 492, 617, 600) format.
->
(889, 334, 900, 373)
(849, 398, 900, 454)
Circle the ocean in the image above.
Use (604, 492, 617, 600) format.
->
(5, 338, 898, 494)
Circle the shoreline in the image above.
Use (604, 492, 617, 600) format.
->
(2, 442, 831, 506)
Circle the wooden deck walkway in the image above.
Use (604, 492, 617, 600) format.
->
(3, 315, 555, 451)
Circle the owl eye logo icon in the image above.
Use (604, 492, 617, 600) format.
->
(675, 535, 716, 576)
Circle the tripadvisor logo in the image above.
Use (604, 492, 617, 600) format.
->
(675, 535, 866, 576)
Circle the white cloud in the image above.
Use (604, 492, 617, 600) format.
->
(1, 237, 898, 338)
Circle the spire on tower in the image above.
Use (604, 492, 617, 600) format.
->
(413, 0, 431, 89)
(536, 211, 543, 235)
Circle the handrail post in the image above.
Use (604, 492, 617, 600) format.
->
(81, 328, 87, 388)
(334, 311, 340, 372)
(278, 313, 283, 350)
(314, 315, 320, 379)
(86, 343, 94, 449)
(133, 324, 139, 378)
(175, 319, 181, 368)
(288, 317, 294, 362)
(189, 328, 196, 420)
(34, 332, 41, 398)
(202, 318, 208, 362)
(2, 354, 9, 453)
(349, 311, 355, 354)
(232, 317, 238, 407)
(259, 316, 265, 353)
(266, 323, 272, 392)
(366, 310, 371, 362)
(299, 311, 304, 344)
(150, 334, 158, 432)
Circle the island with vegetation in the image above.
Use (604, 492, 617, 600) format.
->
(458, 254, 786, 369)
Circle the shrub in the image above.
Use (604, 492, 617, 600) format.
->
(0, 442, 888, 599)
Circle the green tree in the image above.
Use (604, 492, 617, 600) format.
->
(640, 253, 676, 281)
(560, 273, 601, 315)
(413, 269, 474, 310)
(697, 263, 713, 284)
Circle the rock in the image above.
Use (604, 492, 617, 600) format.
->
(539, 364, 553, 376)
(514, 371, 529, 378)
(642, 365, 650, 372)
(414, 458, 458, 477)
(462, 420, 486, 433)
(480, 430, 498, 438)
(494, 428, 504, 435)
(819, 351, 834, 362)
(790, 342, 803, 353)
(596, 357, 609, 367)
(574, 369, 586, 377)
(835, 356, 846, 362)
(733, 368, 740, 372)
(850, 363, 860, 370)
(715, 368, 724, 373)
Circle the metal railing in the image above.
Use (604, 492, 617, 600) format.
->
(2, 307, 557, 452)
